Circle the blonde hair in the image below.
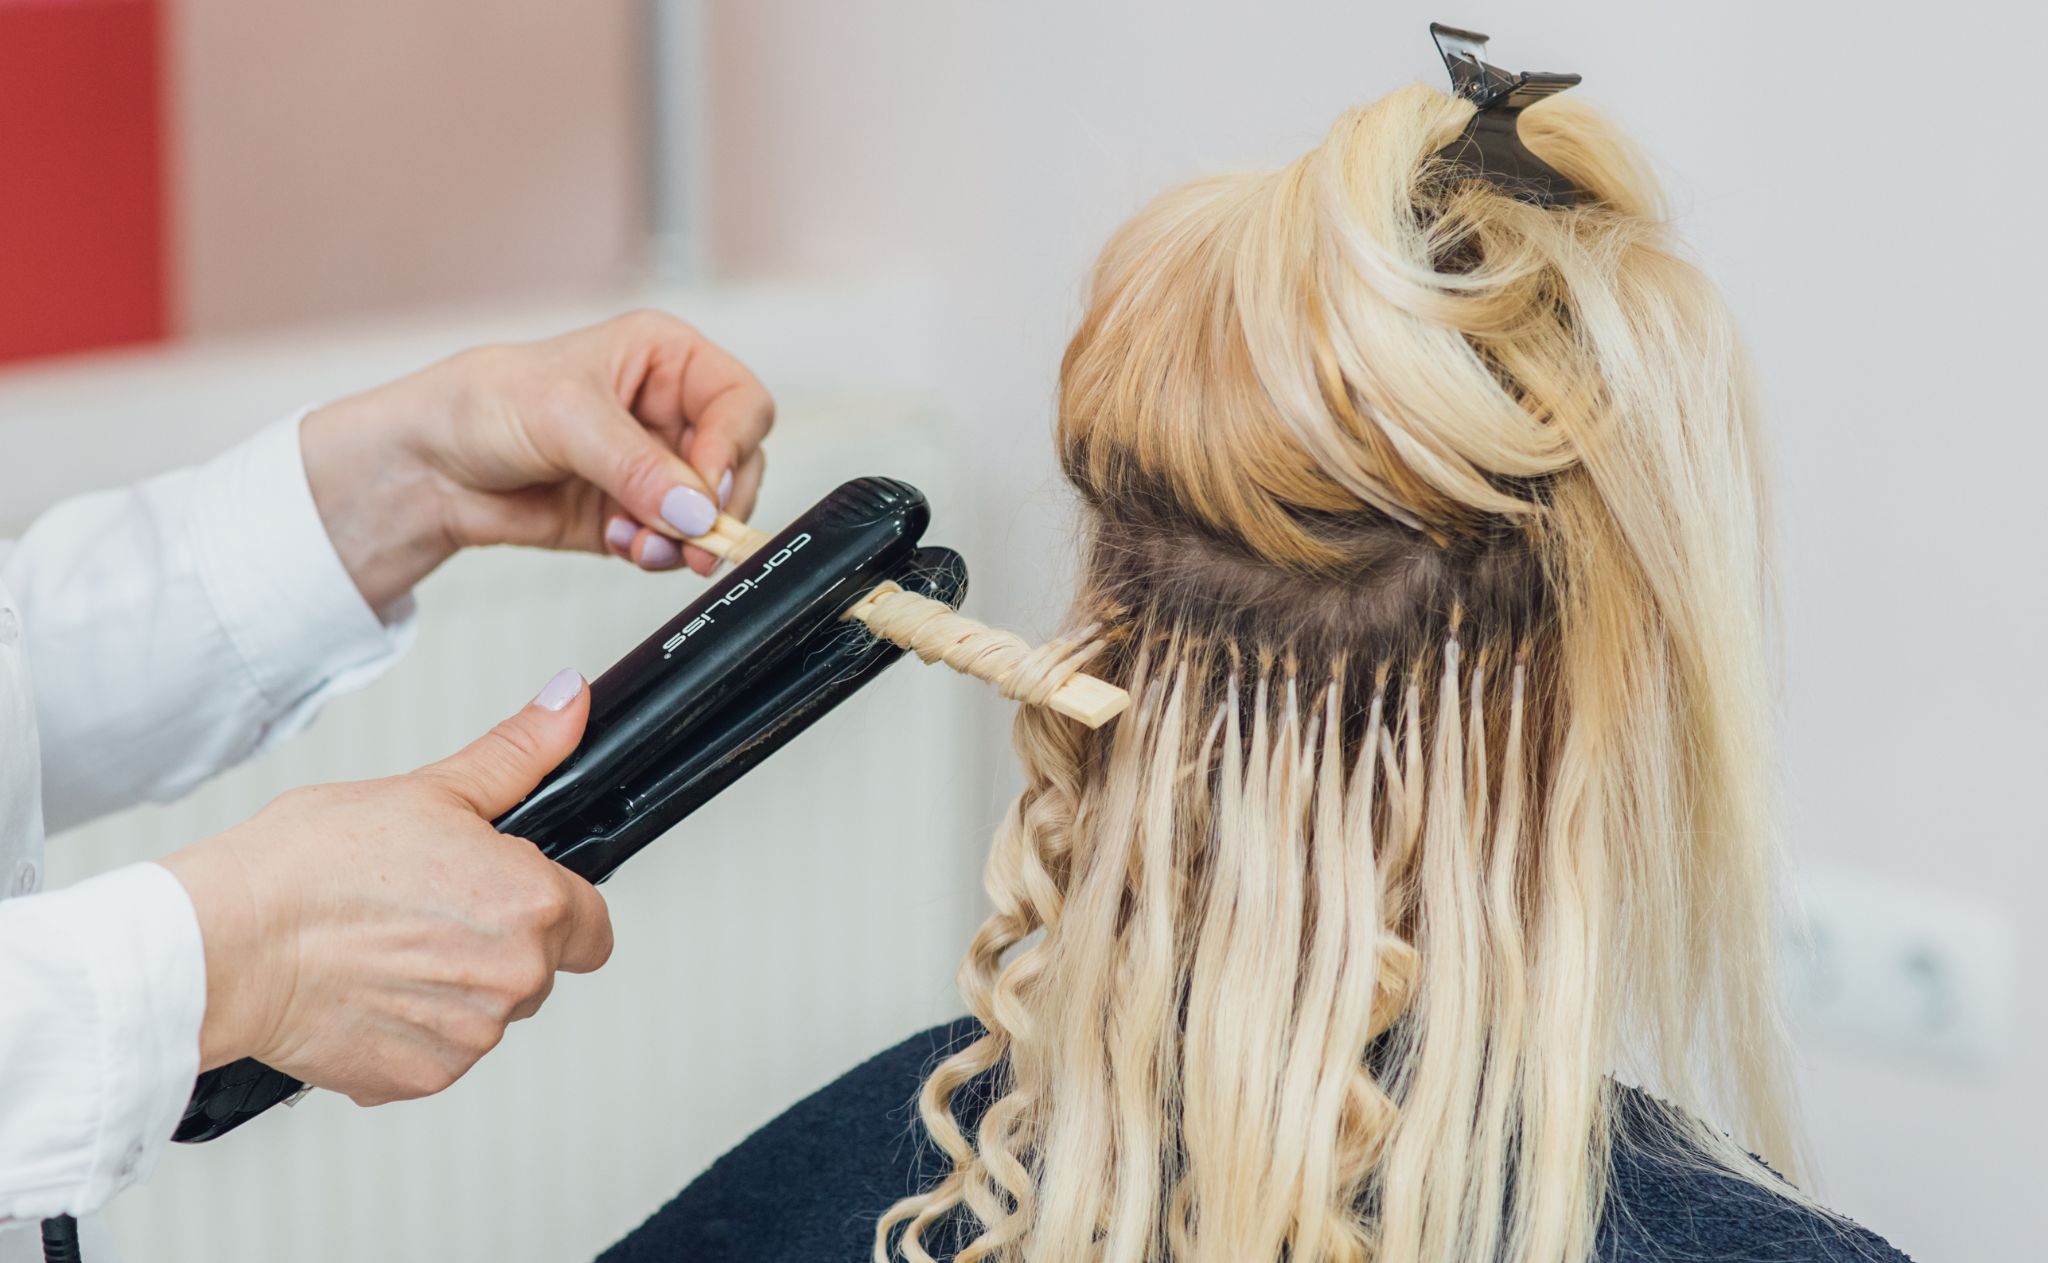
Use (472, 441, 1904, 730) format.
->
(878, 84, 1801, 1263)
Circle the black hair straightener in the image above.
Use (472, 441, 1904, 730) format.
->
(171, 476, 966, 1143)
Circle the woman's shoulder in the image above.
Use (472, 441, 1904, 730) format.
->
(596, 1018, 986, 1263)
(598, 1021, 1911, 1263)
(1601, 1087, 1912, 1263)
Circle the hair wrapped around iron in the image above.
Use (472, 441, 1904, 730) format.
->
(876, 82, 1815, 1263)
(691, 517, 1132, 728)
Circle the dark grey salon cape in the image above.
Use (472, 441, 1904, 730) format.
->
(597, 1019, 1909, 1263)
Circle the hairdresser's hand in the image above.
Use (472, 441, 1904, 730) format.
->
(158, 670, 613, 1106)
(302, 310, 776, 607)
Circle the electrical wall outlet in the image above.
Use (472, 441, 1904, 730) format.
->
(1781, 869, 2015, 1069)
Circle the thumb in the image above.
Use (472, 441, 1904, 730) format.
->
(424, 669, 590, 817)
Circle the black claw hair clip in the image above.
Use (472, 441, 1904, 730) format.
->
(1429, 22, 1582, 208)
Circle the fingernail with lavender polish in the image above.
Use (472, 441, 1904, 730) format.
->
(604, 515, 638, 553)
(639, 535, 682, 569)
(533, 668, 583, 712)
(660, 485, 718, 537)
(716, 469, 734, 508)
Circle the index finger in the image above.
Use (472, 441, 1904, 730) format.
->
(669, 340, 775, 515)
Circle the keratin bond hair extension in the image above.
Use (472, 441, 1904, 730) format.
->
(878, 83, 1807, 1263)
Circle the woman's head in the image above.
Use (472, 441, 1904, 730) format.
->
(882, 85, 1795, 1263)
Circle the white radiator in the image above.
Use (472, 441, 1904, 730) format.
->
(15, 288, 1010, 1261)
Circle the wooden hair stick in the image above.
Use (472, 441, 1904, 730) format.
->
(685, 513, 1130, 728)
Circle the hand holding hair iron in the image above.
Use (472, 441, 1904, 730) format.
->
(174, 477, 1127, 1143)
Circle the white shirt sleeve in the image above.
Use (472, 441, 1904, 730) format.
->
(0, 864, 203, 1224)
(0, 411, 416, 1226)
(3, 410, 416, 833)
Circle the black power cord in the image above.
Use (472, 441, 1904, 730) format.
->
(40, 1213, 82, 1263)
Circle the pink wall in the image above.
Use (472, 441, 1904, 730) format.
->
(170, 0, 644, 334)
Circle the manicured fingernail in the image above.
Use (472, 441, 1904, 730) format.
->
(716, 469, 733, 507)
(661, 485, 718, 537)
(604, 515, 638, 552)
(639, 535, 682, 569)
(533, 668, 583, 712)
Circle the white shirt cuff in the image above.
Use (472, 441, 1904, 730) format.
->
(184, 410, 417, 743)
(0, 863, 203, 1219)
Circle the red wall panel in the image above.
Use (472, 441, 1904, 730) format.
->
(0, 0, 167, 365)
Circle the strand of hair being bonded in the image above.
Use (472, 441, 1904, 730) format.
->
(686, 511, 1131, 727)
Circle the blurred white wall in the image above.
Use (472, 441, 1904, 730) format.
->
(699, 2, 2047, 1257)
